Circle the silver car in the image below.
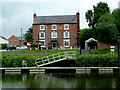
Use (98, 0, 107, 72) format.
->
(16, 45, 28, 50)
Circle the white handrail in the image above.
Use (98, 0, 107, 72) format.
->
(35, 51, 77, 67)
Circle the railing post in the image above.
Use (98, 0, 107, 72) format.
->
(53, 55, 55, 61)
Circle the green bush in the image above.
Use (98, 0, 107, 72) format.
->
(2, 55, 42, 67)
(75, 54, 118, 67)
(30, 44, 38, 47)
(0, 44, 7, 49)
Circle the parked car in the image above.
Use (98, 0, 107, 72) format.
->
(16, 45, 28, 50)
(6, 45, 16, 50)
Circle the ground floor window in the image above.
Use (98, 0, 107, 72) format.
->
(64, 39, 70, 47)
(40, 40, 45, 47)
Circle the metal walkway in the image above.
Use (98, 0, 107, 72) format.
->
(35, 51, 77, 67)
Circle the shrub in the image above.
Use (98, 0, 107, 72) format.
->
(30, 44, 38, 47)
(0, 44, 7, 49)
(75, 54, 118, 67)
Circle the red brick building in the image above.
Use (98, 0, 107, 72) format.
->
(33, 12, 80, 49)
(8, 35, 26, 46)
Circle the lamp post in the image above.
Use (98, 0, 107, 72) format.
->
(46, 26, 48, 55)
(118, 39, 120, 69)
(38, 33, 39, 50)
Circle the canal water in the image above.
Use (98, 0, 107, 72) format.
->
(2, 72, 120, 89)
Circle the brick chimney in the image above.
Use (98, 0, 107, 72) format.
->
(33, 12, 36, 22)
(76, 11, 80, 47)
(76, 11, 80, 30)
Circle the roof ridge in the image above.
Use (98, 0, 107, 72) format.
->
(36, 15, 76, 17)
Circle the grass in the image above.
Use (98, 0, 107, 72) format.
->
(2, 49, 79, 56)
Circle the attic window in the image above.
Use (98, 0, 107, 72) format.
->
(40, 25, 45, 30)
(52, 25, 57, 30)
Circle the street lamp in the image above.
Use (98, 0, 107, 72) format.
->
(38, 33, 39, 50)
(118, 39, 120, 69)
(46, 26, 48, 55)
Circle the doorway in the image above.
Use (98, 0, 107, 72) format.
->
(52, 42, 57, 49)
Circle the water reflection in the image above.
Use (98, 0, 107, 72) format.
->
(2, 73, 120, 88)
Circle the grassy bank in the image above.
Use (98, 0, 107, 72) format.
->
(2, 49, 79, 67)
(1, 49, 118, 67)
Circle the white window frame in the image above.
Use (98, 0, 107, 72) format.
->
(51, 32, 57, 38)
(64, 24, 69, 30)
(39, 32, 45, 39)
(64, 39, 70, 47)
(10, 40, 12, 43)
(52, 25, 57, 30)
(64, 31, 70, 38)
(40, 40, 45, 47)
(15, 40, 17, 43)
(40, 25, 45, 30)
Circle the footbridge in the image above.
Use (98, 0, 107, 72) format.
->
(35, 51, 77, 67)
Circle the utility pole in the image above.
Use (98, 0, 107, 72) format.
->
(118, 39, 120, 68)
(38, 33, 39, 50)
(46, 26, 47, 55)
(21, 28, 22, 45)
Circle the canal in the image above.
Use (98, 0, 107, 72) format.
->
(2, 72, 120, 89)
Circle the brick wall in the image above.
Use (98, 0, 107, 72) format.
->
(33, 24, 79, 48)
(98, 41, 118, 49)
(8, 35, 20, 46)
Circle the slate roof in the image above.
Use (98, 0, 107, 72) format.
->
(33, 15, 77, 25)
(0, 35, 8, 40)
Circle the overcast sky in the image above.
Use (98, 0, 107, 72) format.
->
(0, 0, 120, 39)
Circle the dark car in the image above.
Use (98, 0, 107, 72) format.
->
(6, 45, 16, 50)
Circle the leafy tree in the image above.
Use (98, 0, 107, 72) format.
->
(85, 2, 110, 30)
(96, 13, 118, 43)
(80, 28, 95, 48)
(25, 33, 33, 43)
(112, 9, 120, 34)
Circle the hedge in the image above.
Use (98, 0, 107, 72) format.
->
(2, 55, 42, 67)
(75, 54, 118, 67)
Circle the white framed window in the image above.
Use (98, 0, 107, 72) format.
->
(39, 32, 45, 39)
(64, 24, 69, 30)
(40, 40, 45, 47)
(10, 40, 12, 43)
(64, 31, 70, 38)
(15, 40, 17, 43)
(51, 32, 57, 38)
(52, 25, 57, 30)
(64, 39, 70, 47)
(40, 25, 45, 30)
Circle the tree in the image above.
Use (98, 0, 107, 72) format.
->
(85, 2, 110, 30)
(80, 28, 95, 48)
(25, 32, 33, 43)
(112, 9, 120, 34)
(24, 27, 33, 43)
(96, 13, 118, 43)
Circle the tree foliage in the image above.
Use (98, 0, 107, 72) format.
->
(96, 13, 118, 43)
(85, 2, 110, 30)
(112, 9, 120, 34)
(25, 33, 33, 43)
(80, 28, 95, 48)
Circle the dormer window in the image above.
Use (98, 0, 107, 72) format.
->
(52, 25, 57, 30)
(40, 25, 45, 30)
(64, 24, 69, 30)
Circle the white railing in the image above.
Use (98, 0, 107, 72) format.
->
(35, 51, 77, 67)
